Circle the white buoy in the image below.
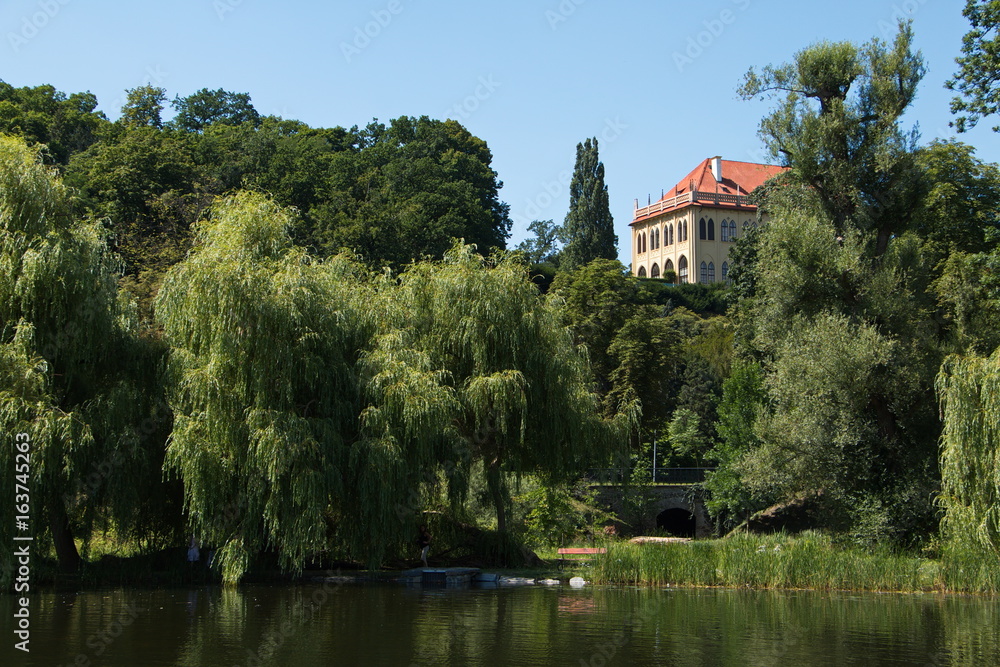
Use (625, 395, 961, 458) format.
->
(569, 577, 586, 588)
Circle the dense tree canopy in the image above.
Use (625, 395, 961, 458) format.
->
(157, 192, 377, 583)
(170, 88, 260, 133)
(739, 22, 925, 257)
(309, 117, 511, 268)
(726, 24, 943, 545)
(0, 80, 107, 164)
(364, 245, 633, 535)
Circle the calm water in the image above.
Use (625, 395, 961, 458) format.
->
(3, 582, 1000, 666)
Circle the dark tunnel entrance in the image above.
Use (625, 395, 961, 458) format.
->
(656, 507, 696, 538)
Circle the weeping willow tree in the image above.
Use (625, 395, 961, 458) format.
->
(0, 134, 163, 579)
(937, 350, 1000, 556)
(157, 191, 389, 583)
(362, 243, 634, 536)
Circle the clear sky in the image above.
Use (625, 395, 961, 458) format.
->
(1, 0, 996, 264)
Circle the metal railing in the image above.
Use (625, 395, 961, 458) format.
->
(633, 190, 753, 220)
(587, 467, 714, 485)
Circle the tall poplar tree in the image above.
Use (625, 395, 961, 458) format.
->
(560, 138, 617, 271)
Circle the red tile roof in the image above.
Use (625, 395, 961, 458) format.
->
(632, 158, 787, 224)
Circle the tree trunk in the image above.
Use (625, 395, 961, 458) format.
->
(49, 500, 81, 573)
(486, 461, 507, 535)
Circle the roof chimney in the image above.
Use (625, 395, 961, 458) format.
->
(710, 156, 723, 183)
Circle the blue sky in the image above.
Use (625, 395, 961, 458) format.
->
(1, 0, 996, 264)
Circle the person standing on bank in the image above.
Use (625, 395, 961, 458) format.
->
(418, 525, 431, 568)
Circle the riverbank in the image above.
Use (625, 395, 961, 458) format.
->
(591, 532, 1000, 594)
(16, 531, 1000, 594)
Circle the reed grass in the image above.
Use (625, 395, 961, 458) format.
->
(591, 532, 957, 593)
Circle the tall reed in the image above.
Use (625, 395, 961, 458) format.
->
(593, 532, 938, 592)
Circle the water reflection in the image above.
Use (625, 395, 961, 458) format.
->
(1, 583, 998, 665)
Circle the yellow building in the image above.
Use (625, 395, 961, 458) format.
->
(631, 157, 786, 282)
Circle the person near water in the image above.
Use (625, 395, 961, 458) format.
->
(418, 525, 431, 567)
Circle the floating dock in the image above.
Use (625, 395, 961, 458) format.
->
(399, 567, 484, 586)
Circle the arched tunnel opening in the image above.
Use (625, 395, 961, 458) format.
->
(656, 507, 696, 538)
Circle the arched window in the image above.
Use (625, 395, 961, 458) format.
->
(721, 219, 729, 242)
(653, 228, 659, 249)
(708, 219, 715, 241)
(699, 218, 707, 240)
(681, 220, 687, 242)
(667, 223, 674, 245)
(742, 220, 750, 233)
(665, 258, 674, 273)
(637, 266, 647, 278)
(651, 263, 660, 279)
(722, 261, 730, 284)
(708, 262, 716, 283)
(700, 261, 708, 284)
(729, 220, 737, 240)
(639, 232, 646, 254)
(678, 256, 688, 283)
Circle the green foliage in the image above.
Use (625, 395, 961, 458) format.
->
(616, 447, 658, 534)
(157, 192, 376, 583)
(740, 22, 925, 256)
(667, 408, 709, 464)
(705, 361, 769, 531)
(0, 135, 170, 577)
(560, 138, 617, 271)
(147, 187, 625, 581)
(730, 25, 945, 545)
(170, 88, 260, 133)
(935, 244, 1000, 356)
(551, 258, 645, 397)
(515, 219, 562, 265)
(308, 117, 511, 268)
(948, 0, 1000, 132)
(912, 140, 1000, 253)
(606, 312, 681, 432)
(517, 481, 609, 548)
(121, 85, 167, 129)
(639, 280, 730, 316)
(937, 350, 1000, 557)
(593, 532, 935, 592)
(0, 80, 108, 165)
(364, 244, 633, 535)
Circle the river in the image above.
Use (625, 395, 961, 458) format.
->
(3, 581, 999, 665)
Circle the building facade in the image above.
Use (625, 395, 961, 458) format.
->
(631, 157, 786, 283)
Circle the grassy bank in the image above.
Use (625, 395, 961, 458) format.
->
(590, 532, 1000, 594)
